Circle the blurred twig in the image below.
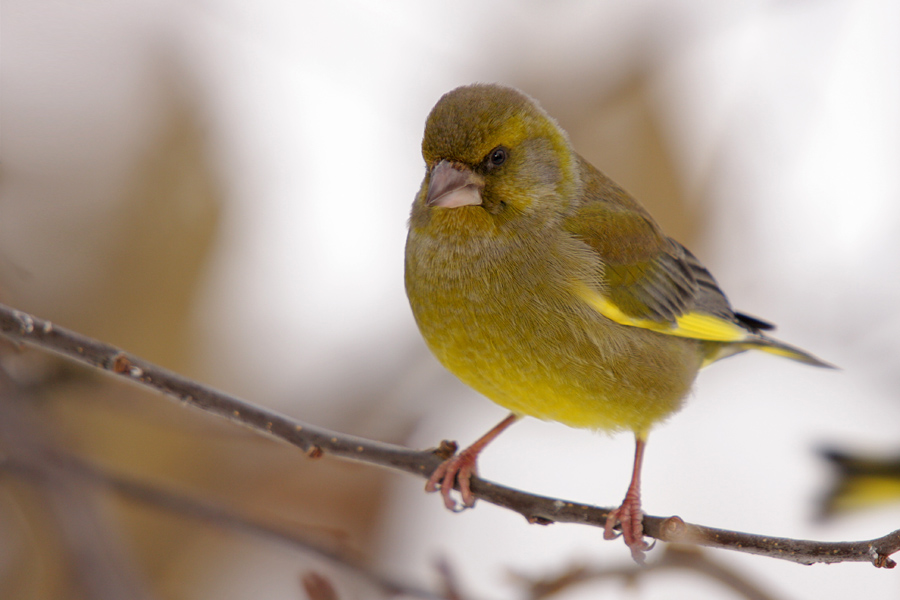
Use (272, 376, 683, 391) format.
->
(0, 363, 157, 600)
(0, 399, 451, 600)
(513, 545, 787, 600)
(301, 572, 341, 600)
(2, 302, 899, 568)
(435, 557, 467, 600)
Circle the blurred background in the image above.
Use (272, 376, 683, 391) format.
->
(2, 1, 899, 598)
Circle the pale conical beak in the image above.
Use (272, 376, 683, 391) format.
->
(425, 160, 484, 208)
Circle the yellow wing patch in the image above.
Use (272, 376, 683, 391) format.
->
(573, 282, 749, 342)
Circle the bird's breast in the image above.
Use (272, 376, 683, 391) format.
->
(404, 211, 702, 433)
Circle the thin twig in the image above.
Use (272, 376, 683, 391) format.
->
(0, 365, 157, 600)
(0, 439, 448, 600)
(435, 557, 467, 600)
(301, 572, 341, 600)
(1, 303, 898, 568)
(514, 545, 788, 600)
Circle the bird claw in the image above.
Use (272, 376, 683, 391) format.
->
(602, 525, 621, 540)
(604, 496, 650, 563)
(426, 450, 479, 511)
(424, 414, 518, 512)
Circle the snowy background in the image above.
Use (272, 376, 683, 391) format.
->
(2, 1, 899, 598)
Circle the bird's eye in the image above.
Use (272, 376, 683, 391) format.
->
(488, 147, 508, 167)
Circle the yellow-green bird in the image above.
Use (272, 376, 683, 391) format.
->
(818, 448, 900, 519)
(404, 83, 831, 560)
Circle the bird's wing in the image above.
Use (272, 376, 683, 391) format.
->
(563, 162, 764, 343)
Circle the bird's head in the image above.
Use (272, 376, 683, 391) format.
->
(412, 84, 581, 230)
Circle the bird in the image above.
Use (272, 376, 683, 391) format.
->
(818, 448, 900, 520)
(404, 83, 832, 560)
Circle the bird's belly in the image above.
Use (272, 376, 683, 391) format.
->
(407, 257, 703, 434)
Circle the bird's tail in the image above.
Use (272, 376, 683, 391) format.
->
(703, 335, 835, 368)
(741, 336, 836, 368)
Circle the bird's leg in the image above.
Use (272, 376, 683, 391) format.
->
(604, 434, 651, 562)
(426, 413, 519, 511)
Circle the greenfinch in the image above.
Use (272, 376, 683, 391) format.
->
(404, 83, 831, 560)
(818, 448, 900, 519)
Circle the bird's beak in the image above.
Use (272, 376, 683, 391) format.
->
(425, 161, 484, 208)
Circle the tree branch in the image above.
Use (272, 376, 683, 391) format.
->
(1, 303, 897, 568)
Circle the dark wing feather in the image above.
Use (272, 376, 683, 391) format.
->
(563, 156, 740, 329)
